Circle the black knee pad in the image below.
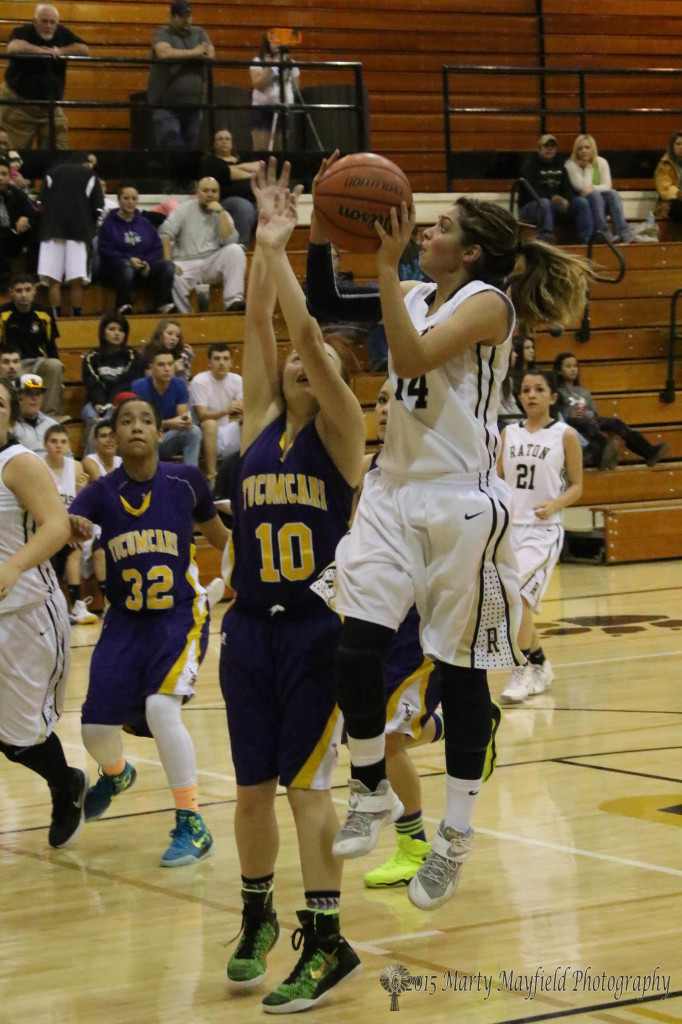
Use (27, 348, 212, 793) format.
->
(335, 617, 394, 738)
(437, 663, 493, 778)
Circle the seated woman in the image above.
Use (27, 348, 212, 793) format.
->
(565, 135, 633, 243)
(141, 317, 194, 382)
(199, 128, 260, 247)
(654, 131, 682, 222)
(510, 334, 536, 396)
(552, 351, 669, 469)
(81, 312, 145, 453)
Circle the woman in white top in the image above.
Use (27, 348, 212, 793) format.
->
(0, 378, 89, 849)
(250, 33, 301, 150)
(314, 167, 590, 911)
(498, 370, 583, 704)
(565, 134, 633, 243)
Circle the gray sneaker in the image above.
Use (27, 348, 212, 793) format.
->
(332, 779, 403, 859)
(407, 821, 474, 910)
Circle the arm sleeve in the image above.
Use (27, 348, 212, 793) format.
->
(69, 479, 101, 522)
(96, 215, 119, 264)
(188, 467, 218, 522)
(44, 311, 60, 359)
(305, 242, 382, 322)
(595, 157, 613, 192)
(564, 160, 582, 193)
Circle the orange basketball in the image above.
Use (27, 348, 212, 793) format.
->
(313, 152, 413, 253)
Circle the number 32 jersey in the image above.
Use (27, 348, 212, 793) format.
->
(70, 463, 216, 613)
(502, 419, 570, 525)
(228, 413, 354, 615)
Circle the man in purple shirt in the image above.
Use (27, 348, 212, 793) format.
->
(97, 184, 175, 315)
(132, 350, 202, 465)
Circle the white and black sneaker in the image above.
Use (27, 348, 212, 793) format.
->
(49, 767, 89, 848)
(500, 664, 534, 704)
(530, 659, 554, 694)
(332, 779, 403, 859)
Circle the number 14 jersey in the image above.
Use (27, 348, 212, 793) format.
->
(502, 419, 570, 525)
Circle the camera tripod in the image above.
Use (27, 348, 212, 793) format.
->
(268, 50, 324, 152)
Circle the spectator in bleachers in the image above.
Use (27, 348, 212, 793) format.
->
(37, 154, 104, 318)
(12, 372, 58, 454)
(518, 134, 593, 244)
(654, 131, 682, 222)
(141, 317, 194, 381)
(158, 178, 247, 312)
(552, 351, 669, 469)
(250, 32, 301, 151)
(189, 341, 243, 484)
(0, 272, 64, 417)
(0, 345, 22, 385)
(132, 349, 202, 465)
(0, 159, 39, 287)
(510, 335, 536, 396)
(147, 0, 214, 151)
(81, 312, 145, 451)
(199, 128, 259, 247)
(97, 184, 175, 316)
(41, 422, 99, 625)
(82, 420, 122, 483)
(564, 135, 633, 244)
(0, 4, 89, 151)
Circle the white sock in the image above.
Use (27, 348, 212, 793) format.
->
(145, 694, 196, 790)
(82, 723, 124, 768)
(347, 733, 385, 768)
(445, 774, 482, 834)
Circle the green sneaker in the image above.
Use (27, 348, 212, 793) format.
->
(363, 834, 431, 888)
(482, 700, 502, 782)
(262, 910, 361, 1013)
(227, 895, 280, 987)
(84, 761, 137, 821)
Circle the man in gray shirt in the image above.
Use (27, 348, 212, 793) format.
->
(159, 177, 247, 312)
(146, 0, 214, 150)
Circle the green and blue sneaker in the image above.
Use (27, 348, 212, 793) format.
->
(262, 910, 361, 1013)
(84, 761, 137, 821)
(160, 809, 213, 867)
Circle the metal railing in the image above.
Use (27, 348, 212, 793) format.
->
(0, 53, 367, 155)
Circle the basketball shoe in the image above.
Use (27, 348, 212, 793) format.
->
(84, 761, 137, 820)
(530, 659, 554, 694)
(160, 809, 213, 866)
(332, 779, 404, 859)
(407, 821, 474, 911)
(500, 664, 534, 704)
(262, 910, 361, 1013)
(49, 767, 89, 848)
(227, 890, 280, 986)
(69, 597, 98, 625)
(363, 834, 431, 888)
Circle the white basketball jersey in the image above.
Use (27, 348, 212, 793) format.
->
(502, 420, 570, 524)
(0, 443, 59, 611)
(378, 280, 515, 478)
(88, 453, 122, 477)
(43, 456, 77, 509)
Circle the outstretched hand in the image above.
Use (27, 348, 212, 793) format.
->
(252, 157, 303, 220)
(375, 202, 416, 269)
(255, 188, 301, 250)
(311, 149, 340, 197)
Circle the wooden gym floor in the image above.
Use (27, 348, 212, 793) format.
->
(1, 559, 681, 1024)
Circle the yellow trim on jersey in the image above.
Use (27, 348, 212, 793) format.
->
(385, 656, 432, 739)
(158, 543, 207, 694)
(119, 491, 152, 518)
(290, 704, 342, 788)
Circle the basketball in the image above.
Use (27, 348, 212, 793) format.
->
(313, 152, 413, 253)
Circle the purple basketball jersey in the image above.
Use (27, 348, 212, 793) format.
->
(229, 414, 354, 614)
(71, 462, 216, 613)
